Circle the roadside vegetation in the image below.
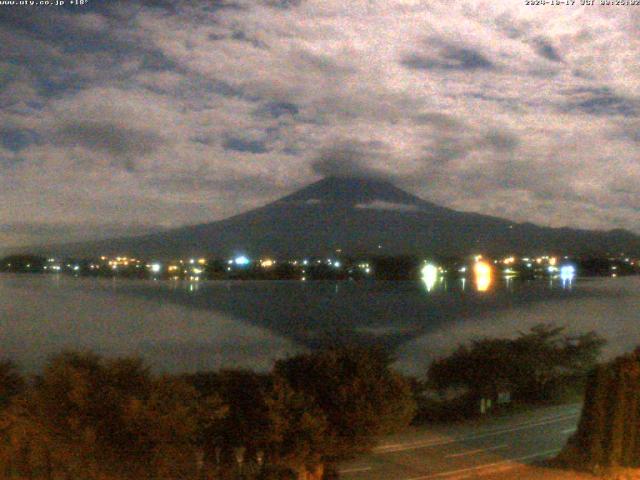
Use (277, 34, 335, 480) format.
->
(0, 324, 607, 479)
(418, 324, 605, 422)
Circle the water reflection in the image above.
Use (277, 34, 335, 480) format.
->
(4, 273, 629, 376)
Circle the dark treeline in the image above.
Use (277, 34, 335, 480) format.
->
(0, 347, 416, 480)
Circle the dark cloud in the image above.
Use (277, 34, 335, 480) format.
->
(413, 112, 461, 130)
(534, 38, 562, 62)
(255, 101, 299, 118)
(209, 30, 267, 49)
(292, 50, 354, 76)
(55, 121, 164, 171)
(484, 131, 520, 152)
(310, 140, 392, 180)
(402, 43, 495, 72)
(421, 128, 520, 175)
(222, 136, 269, 154)
(263, 0, 303, 9)
(0, 128, 40, 152)
(563, 87, 639, 117)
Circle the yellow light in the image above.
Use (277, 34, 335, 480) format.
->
(474, 261, 492, 292)
(260, 259, 275, 268)
(549, 257, 557, 266)
(198, 258, 207, 265)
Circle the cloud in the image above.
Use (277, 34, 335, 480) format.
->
(563, 87, 639, 117)
(1, 0, 640, 245)
(402, 42, 495, 72)
(310, 140, 393, 180)
(54, 121, 165, 171)
(534, 38, 562, 62)
(222, 136, 269, 154)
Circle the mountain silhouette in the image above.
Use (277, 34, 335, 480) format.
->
(33, 176, 640, 258)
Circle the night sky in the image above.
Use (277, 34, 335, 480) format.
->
(1, 0, 639, 248)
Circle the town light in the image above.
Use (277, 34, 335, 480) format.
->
(421, 263, 439, 292)
(560, 265, 576, 281)
(235, 255, 250, 266)
(474, 260, 492, 292)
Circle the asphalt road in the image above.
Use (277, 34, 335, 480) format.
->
(339, 403, 582, 480)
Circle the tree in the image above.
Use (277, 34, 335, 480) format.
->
(187, 369, 272, 469)
(274, 346, 416, 462)
(0, 351, 225, 479)
(559, 349, 640, 470)
(262, 377, 329, 478)
(428, 324, 605, 405)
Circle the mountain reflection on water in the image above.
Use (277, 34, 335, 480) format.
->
(1, 274, 637, 375)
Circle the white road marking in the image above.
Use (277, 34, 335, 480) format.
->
(445, 444, 507, 458)
(404, 448, 561, 480)
(375, 412, 578, 454)
(562, 427, 576, 434)
(338, 466, 372, 474)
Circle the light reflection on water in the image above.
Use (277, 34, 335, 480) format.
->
(0, 274, 636, 376)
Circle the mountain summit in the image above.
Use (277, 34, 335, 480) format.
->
(278, 176, 426, 207)
(33, 177, 640, 258)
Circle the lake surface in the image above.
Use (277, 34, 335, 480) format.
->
(1, 274, 638, 376)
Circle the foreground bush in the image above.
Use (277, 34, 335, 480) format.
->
(0, 347, 416, 479)
(0, 352, 225, 479)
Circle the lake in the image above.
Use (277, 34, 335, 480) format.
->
(1, 274, 638, 376)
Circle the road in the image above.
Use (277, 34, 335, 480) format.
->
(339, 404, 583, 480)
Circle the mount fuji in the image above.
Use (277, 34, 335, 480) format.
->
(34, 176, 640, 258)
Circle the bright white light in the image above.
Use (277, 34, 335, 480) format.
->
(421, 263, 438, 292)
(151, 263, 161, 273)
(73, 265, 80, 272)
(334, 261, 341, 268)
(458, 266, 467, 273)
(560, 265, 575, 281)
(235, 255, 250, 266)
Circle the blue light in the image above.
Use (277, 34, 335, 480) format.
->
(234, 255, 250, 266)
